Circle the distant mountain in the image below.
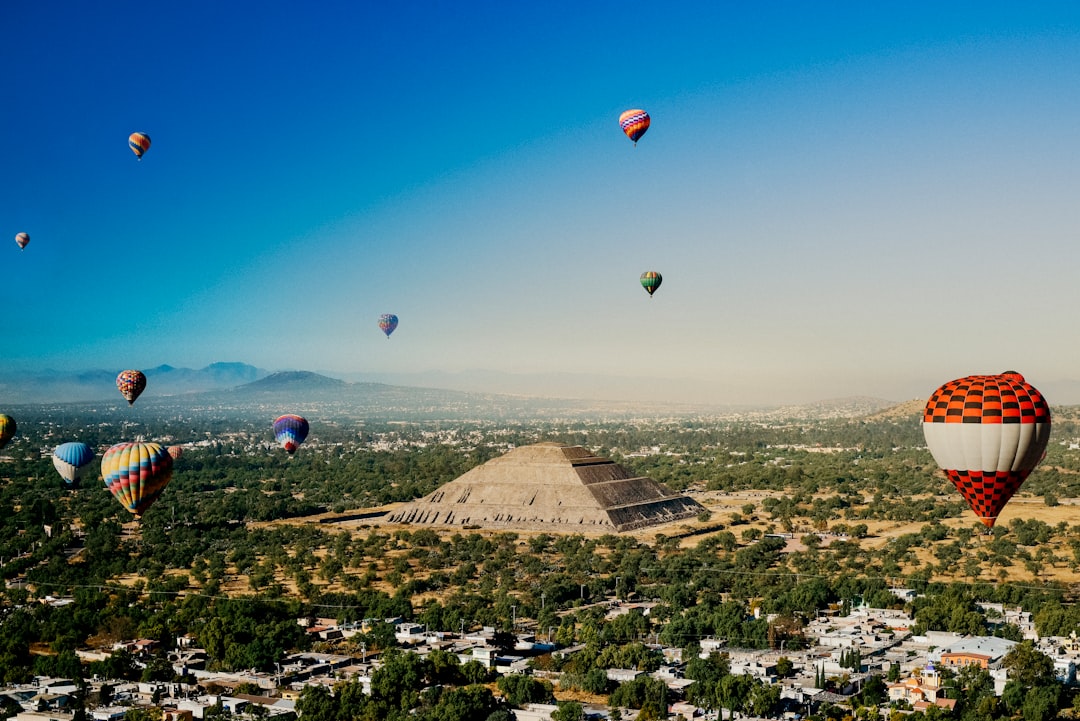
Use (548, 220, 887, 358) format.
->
(864, 398, 925, 421)
(236, 371, 346, 392)
(0, 362, 269, 404)
(336, 368, 765, 408)
(750, 396, 900, 421)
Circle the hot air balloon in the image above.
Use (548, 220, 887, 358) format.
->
(116, 370, 147, 405)
(129, 132, 151, 160)
(101, 441, 174, 517)
(640, 271, 662, 297)
(15, 233, 29, 250)
(922, 371, 1051, 529)
(273, 414, 309, 454)
(619, 109, 650, 145)
(167, 445, 183, 461)
(0, 415, 15, 450)
(52, 442, 95, 487)
(378, 314, 399, 339)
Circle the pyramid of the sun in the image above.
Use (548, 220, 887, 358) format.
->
(387, 442, 705, 532)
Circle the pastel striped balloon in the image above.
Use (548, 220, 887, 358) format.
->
(15, 233, 29, 250)
(101, 442, 173, 517)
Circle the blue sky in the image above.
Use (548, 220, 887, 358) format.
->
(4, 1, 1080, 405)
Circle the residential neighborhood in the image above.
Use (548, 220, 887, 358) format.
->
(5, 592, 1076, 721)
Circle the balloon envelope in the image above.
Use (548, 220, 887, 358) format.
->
(53, 442, 95, 486)
(116, 370, 147, 405)
(619, 109, 650, 144)
(167, 445, 183, 461)
(129, 132, 151, 159)
(922, 371, 1051, 528)
(378, 314, 399, 338)
(640, 271, 662, 297)
(273, 414, 309, 454)
(14, 233, 29, 250)
(0, 415, 15, 450)
(101, 441, 173, 517)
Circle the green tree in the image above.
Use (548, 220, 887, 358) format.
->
(296, 685, 338, 721)
(460, 660, 490, 685)
(370, 648, 433, 714)
(685, 652, 729, 710)
(1002, 641, 1057, 689)
(748, 680, 780, 717)
(551, 701, 584, 721)
(1021, 685, 1060, 721)
(495, 674, 553, 708)
(418, 685, 500, 721)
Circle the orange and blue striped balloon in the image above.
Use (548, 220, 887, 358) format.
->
(101, 441, 174, 517)
(129, 132, 151, 160)
(619, 109, 650, 145)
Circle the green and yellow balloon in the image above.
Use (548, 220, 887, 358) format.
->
(640, 271, 662, 298)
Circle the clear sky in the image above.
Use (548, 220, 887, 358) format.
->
(5, 1, 1080, 405)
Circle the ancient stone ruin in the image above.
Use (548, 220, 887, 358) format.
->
(388, 442, 704, 532)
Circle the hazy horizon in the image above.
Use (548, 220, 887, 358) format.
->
(10, 361, 1080, 408)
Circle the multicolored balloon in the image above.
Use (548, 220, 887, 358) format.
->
(273, 414, 309, 454)
(15, 233, 29, 250)
(378, 314, 399, 339)
(167, 445, 184, 461)
(619, 109, 650, 145)
(0, 415, 15, 450)
(640, 271, 662, 297)
(116, 370, 147, 405)
(129, 132, 151, 160)
(52, 442, 95, 486)
(923, 371, 1051, 529)
(101, 441, 174, 517)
